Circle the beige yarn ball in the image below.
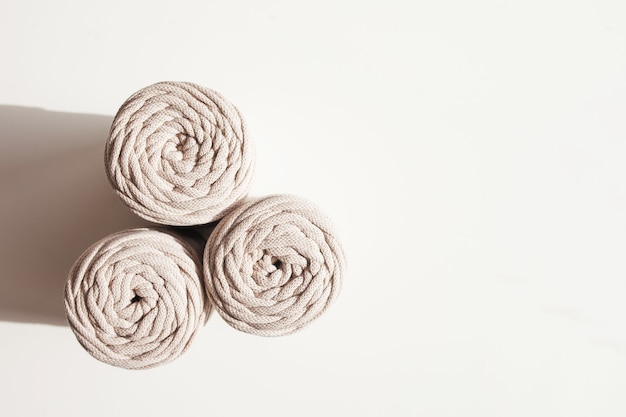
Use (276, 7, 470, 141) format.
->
(105, 81, 255, 226)
(204, 194, 345, 336)
(64, 228, 210, 369)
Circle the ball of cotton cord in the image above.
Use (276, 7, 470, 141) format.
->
(105, 81, 255, 226)
(64, 228, 211, 369)
(204, 194, 345, 336)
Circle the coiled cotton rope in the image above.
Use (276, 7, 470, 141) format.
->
(64, 228, 210, 369)
(105, 81, 255, 226)
(204, 194, 345, 336)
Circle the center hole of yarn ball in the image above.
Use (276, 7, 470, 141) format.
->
(272, 258, 282, 269)
(175, 133, 188, 151)
(130, 294, 142, 303)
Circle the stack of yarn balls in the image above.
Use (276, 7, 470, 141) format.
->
(64, 81, 346, 370)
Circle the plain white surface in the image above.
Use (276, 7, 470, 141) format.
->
(2, 0, 626, 415)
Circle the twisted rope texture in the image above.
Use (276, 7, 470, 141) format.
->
(204, 194, 345, 336)
(64, 228, 210, 369)
(105, 81, 255, 226)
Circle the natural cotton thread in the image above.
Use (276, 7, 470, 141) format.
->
(105, 81, 255, 226)
(204, 194, 345, 336)
(64, 228, 211, 369)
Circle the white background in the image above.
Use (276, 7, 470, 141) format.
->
(1, 0, 626, 415)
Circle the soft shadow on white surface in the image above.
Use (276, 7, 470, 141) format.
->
(0, 106, 147, 326)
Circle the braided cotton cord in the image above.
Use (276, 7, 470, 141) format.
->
(105, 81, 255, 226)
(204, 194, 345, 336)
(64, 228, 211, 369)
